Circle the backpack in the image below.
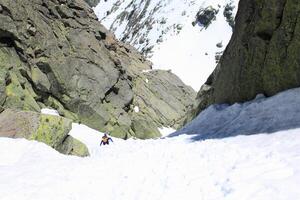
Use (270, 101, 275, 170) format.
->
(102, 136, 109, 143)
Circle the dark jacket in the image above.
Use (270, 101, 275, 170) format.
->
(100, 135, 113, 146)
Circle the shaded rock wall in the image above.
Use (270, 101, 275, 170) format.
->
(189, 0, 300, 119)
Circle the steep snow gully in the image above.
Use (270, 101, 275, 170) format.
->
(1, 88, 300, 199)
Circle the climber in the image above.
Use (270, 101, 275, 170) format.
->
(100, 133, 113, 146)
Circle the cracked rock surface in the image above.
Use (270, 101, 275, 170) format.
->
(0, 0, 195, 139)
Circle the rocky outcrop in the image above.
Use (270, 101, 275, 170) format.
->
(0, 0, 195, 139)
(84, 0, 100, 7)
(188, 0, 300, 120)
(192, 6, 219, 28)
(130, 70, 196, 139)
(0, 109, 89, 157)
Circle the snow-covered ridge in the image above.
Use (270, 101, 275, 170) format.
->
(94, 0, 239, 90)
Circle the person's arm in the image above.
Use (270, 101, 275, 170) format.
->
(109, 138, 113, 142)
(100, 140, 103, 146)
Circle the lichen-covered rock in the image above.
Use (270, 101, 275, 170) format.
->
(131, 117, 161, 139)
(0, 0, 195, 139)
(188, 0, 300, 120)
(132, 70, 196, 130)
(0, 109, 89, 157)
(30, 114, 73, 150)
(57, 135, 89, 157)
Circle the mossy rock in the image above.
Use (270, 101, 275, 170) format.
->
(0, 68, 7, 106)
(0, 109, 89, 157)
(57, 135, 89, 157)
(131, 118, 161, 139)
(45, 96, 79, 121)
(0, 0, 195, 140)
(107, 124, 129, 139)
(5, 72, 40, 112)
(30, 114, 72, 149)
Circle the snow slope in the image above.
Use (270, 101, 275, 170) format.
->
(2, 88, 300, 200)
(171, 88, 300, 140)
(1, 127, 300, 200)
(2, 85, 300, 199)
(94, 0, 239, 90)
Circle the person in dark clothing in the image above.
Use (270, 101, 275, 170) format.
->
(100, 133, 113, 146)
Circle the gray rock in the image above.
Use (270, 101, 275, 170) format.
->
(192, 6, 219, 28)
(223, 2, 235, 30)
(84, 0, 100, 7)
(188, 0, 300, 121)
(0, 0, 195, 139)
(0, 109, 89, 157)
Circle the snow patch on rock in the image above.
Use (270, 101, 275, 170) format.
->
(41, 108, 60, 116)
(134, 106, 140, 113)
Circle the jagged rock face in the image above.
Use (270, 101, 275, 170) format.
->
(94, 0, 238, 90)
(84, 0, 100, 7)
(0, 0, 195, 139)
(188, 0, 300, 119)
(0, 109, 89, 157)
(131, 70, 195, 138)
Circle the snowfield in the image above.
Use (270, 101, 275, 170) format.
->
(94, 0, 239, 90)
(0, 129, 300, 200)
(2, 87, 300, 200)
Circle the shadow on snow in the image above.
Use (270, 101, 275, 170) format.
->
(169, 88, 300, 141)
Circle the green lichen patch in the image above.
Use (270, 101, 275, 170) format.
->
(30, 114, 72, 150)
(57, 136, 89, 157)
(5, 72, 40, 112)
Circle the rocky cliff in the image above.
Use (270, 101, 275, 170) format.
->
(0, 0, 195, 143)
(94, 0, 239, 90)
(188, 0, 300, 120)
(84, 0, 99, 7)
(0, 109, 89, 157)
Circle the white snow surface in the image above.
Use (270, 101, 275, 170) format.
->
(1, 87, 300, 199)
(158, 127, 176, 137)
(134, 106, 140, 113)
(1, 129, 300, 199)
(41, 108, 60, 116)
(94, 0, 239, 90)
